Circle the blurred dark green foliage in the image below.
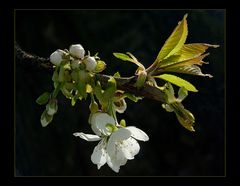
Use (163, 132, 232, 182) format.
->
(15, 10, 224, 176)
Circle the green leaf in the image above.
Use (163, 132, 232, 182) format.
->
(171, 102, 195, 132)
(36, 92, 50, 105)
(164, 65, 213, 78)
(174, 43, 219, 61)
(155, 74, 198, 92)
(156, 14, 188, 62)
(94, 60, 106, 73)
(160, 53, 209, 69)
(113, 52, 134, 62)
(163, 82, 175, 104)
(113, 52, 145, 69)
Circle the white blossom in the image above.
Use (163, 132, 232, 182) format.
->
(84, 56, 97, 72)
(50, 49, 65, 66)
(69, 44, 85, 59)
(74, 112, 149, 173)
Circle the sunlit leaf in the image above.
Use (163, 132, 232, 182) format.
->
(156, 14, 188, 62)
(113, 52, 145, 69)
(159, 53, 209, 69)
(174, 43, 219, 61)
(165, 65, 213, 78)
(113, 53, 134, 62)
(155, 74, 198, 92)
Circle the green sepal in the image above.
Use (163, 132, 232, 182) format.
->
(36, 92, 50, 105)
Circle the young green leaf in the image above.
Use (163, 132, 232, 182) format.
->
(154, 74, 198, 92)
(165, 65, 213, 78)
(36, 92, 50, 105)
(113, 53, 134, 62)
(159, 53, 209, 69)
(113, 52, 145, 70)
(163, 82, 176, 104)
(156, 14, 188, 62)
(171, 102, 195, 132)
(174, 43, 219, 61)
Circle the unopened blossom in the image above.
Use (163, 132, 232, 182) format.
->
(50, 49, 65, 66)
(69, 44, 85, 59)
(84, 56, 97, 72)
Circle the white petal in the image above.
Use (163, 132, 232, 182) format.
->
(111, 128, 132, 141)
(91, 139, 107, 169)
(120, 138, 140, 159)
(107, 128, 131, 157)
(107, 155, 127, 173)
(125, 126, 149, 141)
(73, 132, 101, 141)
(113, 99, 127, 113)
(90, 112, 115, 136)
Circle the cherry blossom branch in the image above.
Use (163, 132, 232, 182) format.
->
(15, 43, 166, 103)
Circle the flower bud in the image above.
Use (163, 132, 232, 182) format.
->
(89, 101, 99, 113)
(40, 110, 53, 127)
(84, 56, 97, 72)
(50, 49, 65, 66)
(134, 70, 147, 89)
(46, 99, 58, 115)
(69, 44, 85, 59)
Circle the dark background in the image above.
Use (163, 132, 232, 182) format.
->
(15, 10, 224, 176)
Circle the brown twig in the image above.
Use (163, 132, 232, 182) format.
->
(15, 43, 166, 103)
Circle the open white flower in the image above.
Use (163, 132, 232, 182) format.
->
(73, 112, 149, 173)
